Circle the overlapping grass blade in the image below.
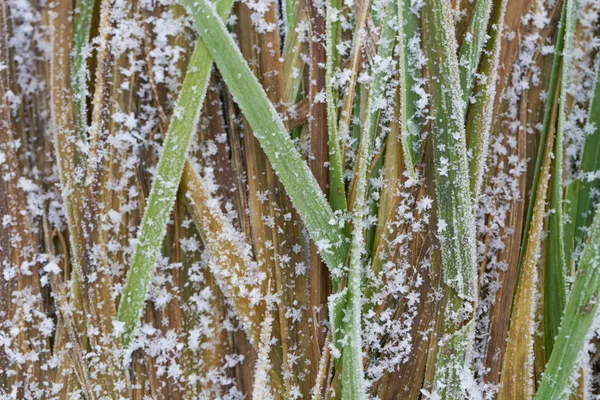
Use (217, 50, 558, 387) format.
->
(545, 0, 579, 357)
(421, 0, 478, 397)
(326, 0, 347, 212)
(564, 56, 600, 275)
(397, 0, 422, 177)
(535, 207, 600, 400)
(497, 96, 557, 399)
(183, 0, 350, 277)
(339, 2, 397, 396)
(181, 163, 264, 345)
(458, 0, 493, 111)
(117, 0, 234, 345)
(282, 0, 306, 106)
(518, 0, 569, 287)
(466, 0, 507, 198)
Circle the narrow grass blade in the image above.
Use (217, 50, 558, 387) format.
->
(535, 208, 600, 400)
(181, 162, 265, 345)
(545, 0, 579, 357)
(518, 0, 569, 283)
(342, 217, 367, 400)
(397, 0, 422, 178)
(564, 56, 600, 275)
(340, 3, 398, 397)
(336, 0, 372, 139)
(326, 0, 347, 212)
(282, 0, 307, 105)
(117, 0, 234, 344)
(458, 0, 493, 111)
(497, 97, 557, 399)
(422, 0, 478, 397)
(466, 0, 507, 198)
(183, 0, 350, 277)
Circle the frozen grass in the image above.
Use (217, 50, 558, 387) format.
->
(4, 0, 600, 398)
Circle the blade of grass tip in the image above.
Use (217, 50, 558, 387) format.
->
(326, 0, 347, 213)
(72, 0, 95, 144)
(564, 56, 600, 275)
(117, 0, 233, 346)
(397, 0, 422, 178)
(183, 0, 350, 276)
(545, 0, 579, 358)
(535, 207, 600, 400)
(458, 0, 493, 114)
(466, 0, 508, 198)
(497, 94, 557, 400)
(339, 3, 397, 397)
(421, 0, 478, 397)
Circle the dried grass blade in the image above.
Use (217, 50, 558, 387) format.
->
(117, 0, 233, 343)
(183, 0, 350, 275)
(497, 97, 557, 399)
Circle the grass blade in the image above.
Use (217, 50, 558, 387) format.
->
(458, 0, 493, 111)
(545, 0, 579, 357)
(397, 0, 423, 178)
(564, 55, 600, 277)
(339, 2, 398, 397)
(117, 0, 234, 344)
(535, 207, 600, 399)
(466, 0, 507, 198)
(183, 0, 350, 277)
(421, 0, 478, 397)
(326, 0, 347, 212)
(518, 0, 569, 288)
(497, 95, 557, 399)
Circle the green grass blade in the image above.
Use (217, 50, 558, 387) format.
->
(518, 0, 569, 280)
(397, 0, 422, 177)
(466, 0, 507, 198)
(564, 56, 600, 273)
(183, 0, 350, 277)
(282, 0, 306, 105)
(458, 0, 493, 111)
(545, 0, 579, 357)
(339, 3, 397, 397)
(326, 0, 347, 212)
(72, 0, 95, 143)
(535, 208, 600, 400)
(117, 0, 233, 345)
(423, 0, 477, 307)
(285, 0, 296, 32)
(422, 0, 478, 397)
